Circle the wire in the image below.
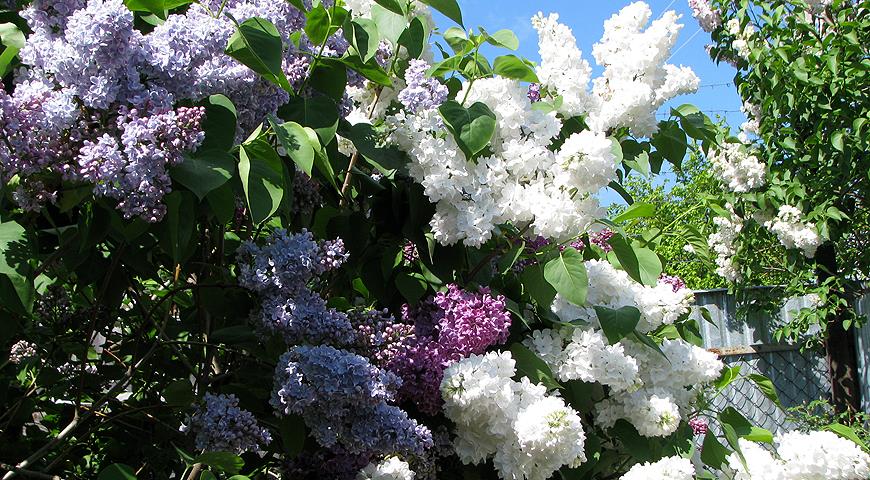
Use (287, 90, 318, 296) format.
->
(668, 26, 704, 61)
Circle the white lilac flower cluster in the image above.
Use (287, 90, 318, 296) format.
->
(619, 456, 695, 480)
(739, 101, 761, 141)
(358, 457, 416, 480)
(688, 0, 722, 33)
(440, 351, 587, 480)
(728, 431, 870, 479)
(727, 18, 756, 61)
(387, 2, 698, 246)
(549, 260, 696, 334)
(389, 77, 610, 246)
(760, 205, 822, 258)
(8, 340, 38, 364)
(708, 203, 744, 282)
(708, 141, 766, 193)
(534, 3, 700, 137)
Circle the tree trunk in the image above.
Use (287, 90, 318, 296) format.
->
(816, 242, 861, 413)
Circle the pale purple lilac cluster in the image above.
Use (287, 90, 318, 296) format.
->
(237, 229, 356, 346)
(370, 285, 512, 415)
(3, 0, 345, 219)
(397, 60, 449, 113)
(271, 345, 433, 456)
(8, 340, 38, 364)
(183, 393, 272, 454)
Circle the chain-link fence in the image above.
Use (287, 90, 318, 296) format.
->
(710, 345, 830, 434)
(692, 289, 834, 435)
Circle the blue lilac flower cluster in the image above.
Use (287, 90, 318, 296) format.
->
(183, 393, 272, 454)
(397, 60, 449, 113)
(271, 345, 433, 456)
(1, 0, 348, 220)
(237, 229, 356, 346)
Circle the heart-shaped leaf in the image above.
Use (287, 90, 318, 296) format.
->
(438, 100, 497, 160)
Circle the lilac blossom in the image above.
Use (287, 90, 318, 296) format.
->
(590, 228, 615, 252)
(397, 60, 448, 113)
(9, 340, 38, 364)
(271, 345, 433, 456)
(659, 274, 688, 293)
(528, 83, 542, 102)
(183, 393, 272, 454)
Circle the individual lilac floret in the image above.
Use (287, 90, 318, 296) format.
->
(589, 228, 615, 252)
(383, 285, 512, 415)
(528, 83, 542, 103)
(271, 345, 433, 456)
(397, 60, 448, 113)
(183, 393, 272, 454)
(9, 340, 38, 364)
(659, 274, 688, 293)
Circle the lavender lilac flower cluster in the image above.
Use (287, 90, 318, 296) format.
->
(237, 229, 355, 346)
(271, 345, 433, 456)
(183, 393, 272, 454)
(397, 60, 449, 113)
(1, 0, 347, 220)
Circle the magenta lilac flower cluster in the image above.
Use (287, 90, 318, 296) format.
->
(237, 229, 356, 346)
(397, 59, 449, 113)
(183, 393, 272, 454)
(2, 0, 347, 219)
(271, 345, 433, 456)
(377, 285, 512, 415)
(590, 228, 616, 252)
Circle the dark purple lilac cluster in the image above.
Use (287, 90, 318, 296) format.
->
(237, 229, 355, 346)
(659, 274, 688, 292)
(183, 393, 272, 454)
(359, 285, 512, 415)
(2, 0, 347, 220)
(271, 345, 433, 456)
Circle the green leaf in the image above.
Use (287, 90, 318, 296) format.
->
(371, 0, 407, 16)
(210, 325, 257, 344)
(715, 365, 741, 391)
(398, 16, 429, 59)
(171, 151, 235, 200)
(651, 120, 688, 168)
(370, 5, 407, 45)
(0, 46, 19, 79)
(199, 94, 238, 152)
(193, 452, 244, 474)
(832, 130, 845, 152)
(308, 58, 348, 100)
(520, 262, 556, 307)
(543, 247, 588, 307)
(161, 191, 196, 263)
(630, 330, 667, 360)
(340, 54, 392, 87)
(612, 203, 655, 223)
(225, 17, 292, 91)
(438, 100, 497, 160)
(0, 220, 34, 312)
(492, 55, 539, 82)
(200, 472, 217, 480)
(419, 0, 462, 25)
(0, 23, 25, 49)
(269, 116, 315, 177)
(633, 246, 662, 285)
(497, 242, 524, 275)
(483, 28, 519, 50)
(824, 423, 868, 451)
(594, 306, 641, 344)
(97, 464, 137, 480)
(719, 407, 774, 443)
(443, 26, 469, 53)
(509, 343, 562, 390)
(124, 0, 191, 15)
(239, 139, 285, 225)
(700, 431, 731, 469)
(343, 18, 380, 63)
(279, 96, 340, 145)
(395, 272, 428, 304)
(304, 3, 332, 45)
(163, 379, 194, 406)
(278, 414, 307, 457)
(747, 374, 783, 409)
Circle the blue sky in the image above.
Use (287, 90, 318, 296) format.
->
(432, 0, 744, 204)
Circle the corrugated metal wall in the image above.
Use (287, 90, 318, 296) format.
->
(690, 288, 847, 434)
(853, 294, 870, 412)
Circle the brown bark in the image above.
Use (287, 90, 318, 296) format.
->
(816, 242, 861, 413)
